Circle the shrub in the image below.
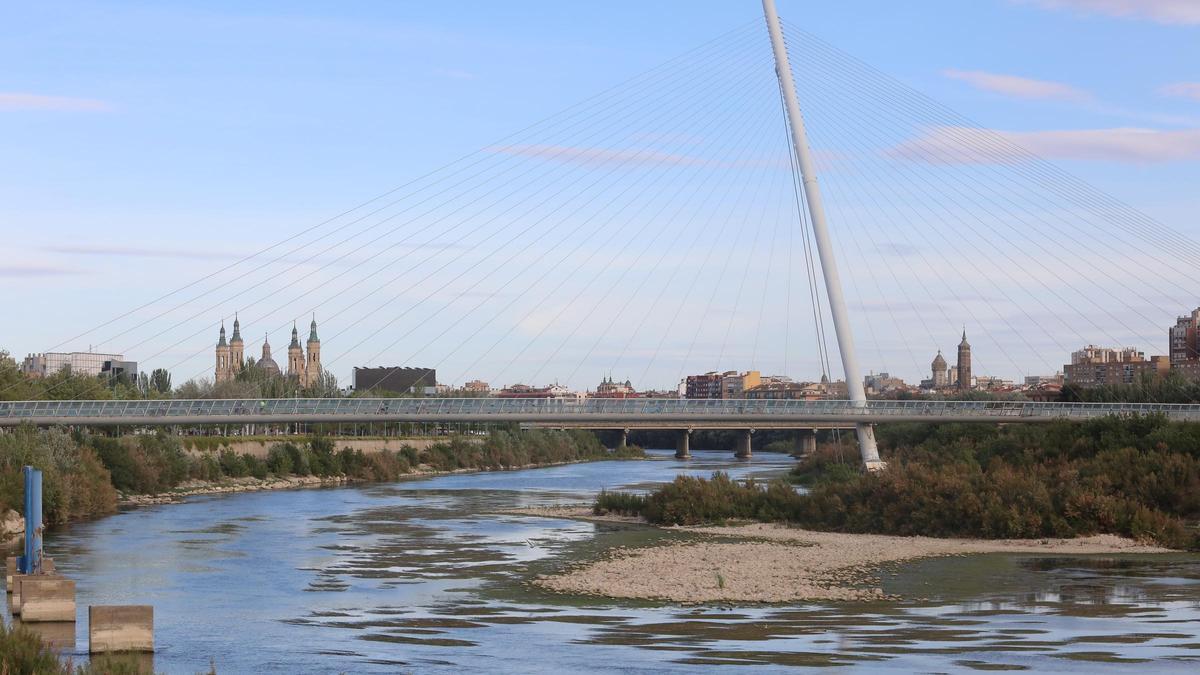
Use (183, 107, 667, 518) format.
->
(594, 489, 648, 516)
(266, 444, 293, 475)
(600, 417, 1200, 550)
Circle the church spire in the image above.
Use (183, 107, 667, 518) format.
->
(289, 322, 301, 349)
(231, 313, 242, 342)
(217, 321, 227, 347)
(308, 314, 319, 343)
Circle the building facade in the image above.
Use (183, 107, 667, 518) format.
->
(21, 351, 129, 378)
(1170, 308, 1200, 364)
(353, 366, 436, 395)
(1063, 345, 1168, 386)
(720, 370, 761, 399)
(684, 372, 723, 399)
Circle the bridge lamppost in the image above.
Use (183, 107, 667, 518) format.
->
(762, 0, 883, 470)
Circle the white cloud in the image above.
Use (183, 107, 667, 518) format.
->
(0, 92, 111, 112)
(0, 264, 86, 277)
(487, 144, 709, 167)
(1015, 0, 1200, 25)
(1160, 82, 1200, 100)
(891, 125, 1200, 164)
(943, 69, 1092, 102)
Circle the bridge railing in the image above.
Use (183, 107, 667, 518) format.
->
(2, 397, 1200, 423)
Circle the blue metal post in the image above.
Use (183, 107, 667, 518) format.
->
(18, 466, 43, 574)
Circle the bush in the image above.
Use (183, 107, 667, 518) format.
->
(601, 417, 1200, 550)
(0, 427, 117, 524)
(217, 449, 248, 478)
(266, 444, 293, 475)
(0, 622, 62, 673)
(594, 489, 647, 516)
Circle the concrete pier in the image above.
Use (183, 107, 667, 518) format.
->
(90, 605, 154, 653)
(18, 577, 75, 622)
(5, 556, 14, 592)
(796, 429, 817, 458)
(735, 429, 753, 459)
(675, 430, 691, 459)
(617, 429, 629, 449)
(12, 619, 75, 651)
(9, 573, 25, 614)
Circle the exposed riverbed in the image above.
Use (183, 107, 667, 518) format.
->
(9, 449, 1200, 673)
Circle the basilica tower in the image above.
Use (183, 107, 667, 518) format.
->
(287, 323, 305, 382)
(215, 322, 231, 383)
(229, 314, 244, 376)
(305, 317, 321, 387)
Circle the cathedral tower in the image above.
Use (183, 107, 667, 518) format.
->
(215, 322, 231, 383)
(287, 323, 305, 382)
(305, 316, 321, 387)
(229, 314, 244, 376)
(957, 329, 972, 391)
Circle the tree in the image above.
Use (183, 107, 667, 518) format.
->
(149, 368, 172, 395)
(0, 351, 36, 401)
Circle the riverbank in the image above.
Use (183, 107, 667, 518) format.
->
(2, 427, 639, 524)
(118, 458, 633, 506)
(511, 506, 1173, 603)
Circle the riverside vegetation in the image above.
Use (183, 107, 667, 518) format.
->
(595, 416, 1200, 550)
(0, 426, 640, 526)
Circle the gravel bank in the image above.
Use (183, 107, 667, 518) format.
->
(514, 507, 1173, 603)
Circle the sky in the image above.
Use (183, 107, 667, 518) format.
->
(3, 0, 1200, 390)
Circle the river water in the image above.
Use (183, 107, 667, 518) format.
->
(12, 449, 1200, 673)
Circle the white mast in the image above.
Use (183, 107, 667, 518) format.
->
(761, 0, 883, 469)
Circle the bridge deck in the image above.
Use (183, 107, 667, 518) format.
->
(0, 398, 1195, 428)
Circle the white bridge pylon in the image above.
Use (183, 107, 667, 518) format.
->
(762, 0, 883, 470)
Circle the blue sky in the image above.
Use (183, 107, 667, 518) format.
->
(3, 0, 1199, 389)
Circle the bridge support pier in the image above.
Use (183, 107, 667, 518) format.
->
(675, 430, 691, 460)
(617, 429, 629, 450)
(734, 429, 752, 459)
(795, 429, 817, 458)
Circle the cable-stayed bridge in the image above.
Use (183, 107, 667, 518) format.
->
(8, 1, 1199, 468)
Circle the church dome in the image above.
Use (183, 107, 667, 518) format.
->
(932, 350, 947, 369)
(258, 335, 281, 376)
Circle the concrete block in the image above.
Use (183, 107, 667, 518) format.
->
(89, 605, 154, 653)
(5, 556, 14, 593)
(18, 576, 76, 622)
(10, 573, 26, 614)
(12, 618, 75, 651)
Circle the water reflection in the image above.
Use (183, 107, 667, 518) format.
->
(11, 449, 1198, 673)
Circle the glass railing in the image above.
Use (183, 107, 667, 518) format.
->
(3, 398, 1200, 422)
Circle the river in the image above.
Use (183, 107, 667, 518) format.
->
(11, 449, 1200, 673)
